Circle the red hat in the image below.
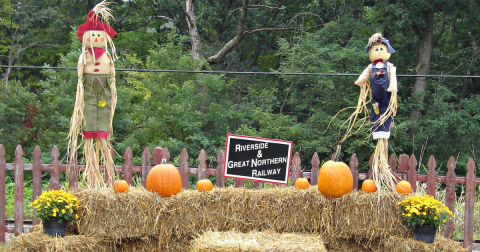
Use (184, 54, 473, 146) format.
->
(77, 6, 117, 41)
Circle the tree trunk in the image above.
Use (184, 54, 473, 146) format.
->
(408, 7, 435, 136)
(185, 0, 201, 61)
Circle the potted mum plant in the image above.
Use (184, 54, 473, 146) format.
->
(30, 190, 79, 237)
(397, 194, 453, 243)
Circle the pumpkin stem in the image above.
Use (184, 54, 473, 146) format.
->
(334, 145, 342, 161)
(161, 158, 167, 164)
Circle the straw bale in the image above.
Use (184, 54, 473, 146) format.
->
(9, 228, 192, 252)
(329, 190, 410, 240)
(192, 230, 328, 252)
(75, 186, 332, 240)
(74, 186, 168, 240)
(380, 235, 467, 252)
(75, 186, 412, 242)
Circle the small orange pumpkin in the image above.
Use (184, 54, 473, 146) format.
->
(113, 180, 129, 193)
(396, 181, 412, 194)
(361, 179, 377, 192)
(146, 159, 182, 197)
(196, 179, 213, 191)
(294, 178, 310, 189)
(317, 160, 353, 198)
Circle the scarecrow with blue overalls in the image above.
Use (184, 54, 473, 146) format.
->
(68, 1, 118, 188)
(354, 33, 398, 190)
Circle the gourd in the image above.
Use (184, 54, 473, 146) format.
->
(361, 179, 377, 192)
(113, 180, 129, 193)
(146, 159, 182, 197)
(196, 179, 213, 191)
(396, 181, 412, 194)
(317, 160, 353, 198)
(294, 178, 310, 189)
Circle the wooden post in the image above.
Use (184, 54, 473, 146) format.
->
(407, 154, 417, 193)
(398, 154, 410, 181)
(141, 146, 151, 188)
(310, 152, 320, 186)
(426, 155, 437, 197)
(463, 158, 476, 252)
(152, 147, 163, 165)
(123, 147, 133, 185)
(14, 145, 24, 236)
(50, 146, 60, 190)
(291, 152, 301, 186)
(179, 148, 189, 189)
(444, 157, 456, 239)
(216, 150, 225, 188)
(0, 144, 6, 242)
(350, 153, 359, 190)
(197, 149, 207, 181)
(68, 150, 78, 191)
(367, 153, 374, 179)
(32, 146, 42, 225)
(235, 178, 245, 188)
(388, 153, 400, 183)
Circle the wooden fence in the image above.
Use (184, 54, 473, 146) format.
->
(0, 144, 478, 250)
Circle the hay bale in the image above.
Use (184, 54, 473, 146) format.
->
(75, 186, 332, 240)
(380, 235, 467, 252)
(9, 228, 191, 252)
(75, 187, 410, 241)
(329, 191, 410, 240)
(192, 230, 328, 252)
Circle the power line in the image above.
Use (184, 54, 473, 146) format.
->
(1, 65, 480, 78)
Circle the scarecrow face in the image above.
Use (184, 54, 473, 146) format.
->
(368, 43, 391, 62)
(85, 30, 107, 49)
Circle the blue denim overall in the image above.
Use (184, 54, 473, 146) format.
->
(370, 62, 392, 135)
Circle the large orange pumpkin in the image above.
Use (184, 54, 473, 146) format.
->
(396, 181, 412, 194)
(362, 179, 377, 193)
(294, 178, 310, 189)
(146, 159, 182, 197)
(317, 160, 353, 198)
(196, 179, 213, 191)
(113, 180, 129, 193)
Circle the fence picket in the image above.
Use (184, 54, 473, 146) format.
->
(426, 155, 437, 197)
(123, 147, 133, 185)
(50, 146, 60, 190)
(398, 154, 409, 181)
(408, 154, 418, 192)
(141, 147, 151, 188)
(0, 144, 5, 242)
(14, 145, 24, 236)
(32, 146, 42, 225)
(68, 151, 78, 191)
(444, 157, 456, 239)
(216, 150, 225, 188)
(291, 152, 301, 185)
(463, 158, 476, 251)
(367, 153, 373, 179)
(179, 148, 189, 189)
(197, 149, 207, 181)
(350, 154, 359, 190)
(310, 152, 320, 185)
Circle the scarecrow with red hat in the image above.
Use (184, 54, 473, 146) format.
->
(68, 1, 118, 188)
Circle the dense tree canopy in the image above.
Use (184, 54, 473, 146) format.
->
(1, 0, 479, 175)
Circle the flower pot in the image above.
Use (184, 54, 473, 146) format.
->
(413, 225, 436, 243)
(43, 219, 67, 237)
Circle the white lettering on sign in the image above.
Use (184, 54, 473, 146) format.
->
(251, 157, 287, 168)
(235, 142, 269, 152)
(227, 160, 250, 169)
(252, 168, 282, 177)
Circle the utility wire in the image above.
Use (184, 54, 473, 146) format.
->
(1, 65, 479, 78)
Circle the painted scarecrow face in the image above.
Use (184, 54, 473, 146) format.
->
(368, 43, 391, 62)
(85, 30, 108, 49)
